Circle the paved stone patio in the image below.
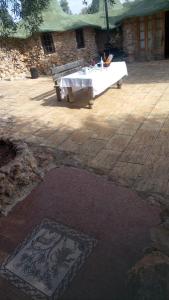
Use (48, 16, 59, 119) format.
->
(1, 60, 169, 203)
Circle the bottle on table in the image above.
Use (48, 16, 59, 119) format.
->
(101, 57, 104, 70)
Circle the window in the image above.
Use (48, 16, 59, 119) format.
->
(41, 33, 55, 54)
(137, 16, 164, 52)
(76, 29, 85, 49)
(147, 17, 153, 49)
(139, 20, 146, 49)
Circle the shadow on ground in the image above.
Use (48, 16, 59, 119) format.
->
(1, 108, 169, 207)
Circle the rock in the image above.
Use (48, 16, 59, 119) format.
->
(162, 218, 169, 230)
(0, 138, 41, 211)
(151, 223, 169, 256)
(127, 251, 169, 300)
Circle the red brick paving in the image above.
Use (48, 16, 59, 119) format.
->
(0, 167, 160, 300)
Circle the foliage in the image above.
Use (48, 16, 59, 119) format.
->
(59, 0, 72, 14)
(0, 7, 16, 36)
(81, 0, 115, 14)
(85, 0, 99, 14)
(123, 0, 140, 7)
(0, 0, 50, 35)
(80, 7, 88, 14)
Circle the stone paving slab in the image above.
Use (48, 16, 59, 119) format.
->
(1, 61, 169, 202)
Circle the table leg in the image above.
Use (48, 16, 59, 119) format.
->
(89, 99, 94, 109)
(88, 87, 94, 109)
(55, 81, 62, 101)
(67, 87, 74, 102)
(117, 79, 123, 89)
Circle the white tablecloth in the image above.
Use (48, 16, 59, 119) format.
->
(60, 62, 128, 98)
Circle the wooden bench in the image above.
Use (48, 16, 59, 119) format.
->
(51, 60, 85, 101)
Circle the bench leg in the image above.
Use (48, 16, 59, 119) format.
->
(117, 79, 123, 89)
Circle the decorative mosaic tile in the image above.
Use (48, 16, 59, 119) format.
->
(0, 219, 97, 300)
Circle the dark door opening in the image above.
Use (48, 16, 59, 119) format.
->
(165, 11, 169, 58)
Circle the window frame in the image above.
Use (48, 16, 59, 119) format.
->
(137, 15, 165, 53)
(41, 32, 55, 54)
(75, 29, 85, 49)
(137, 17, 147, 51)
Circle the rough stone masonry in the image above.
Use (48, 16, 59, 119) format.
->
(0, 28, 98, 80)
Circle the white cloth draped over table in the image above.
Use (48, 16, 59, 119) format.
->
(60, 62, 128, 99)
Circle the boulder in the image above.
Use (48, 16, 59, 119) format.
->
(151, 218, 169, 256)
(127, 251, 169, 300)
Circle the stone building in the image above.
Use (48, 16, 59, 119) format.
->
(0, 0, 100, 79)
(0, 0, 126, 79)
(0, 27, 98, 79)
(1, 0, 169, 80)
(121, 0, 169, 62)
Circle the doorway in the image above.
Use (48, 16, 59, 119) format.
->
(165, 11, 169, 58)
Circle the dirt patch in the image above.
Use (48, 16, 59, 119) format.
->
(0, 140, 16, 167)
(0, 138, 82, 216)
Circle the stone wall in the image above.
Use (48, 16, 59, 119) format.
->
(0, 27, 98, 80)
(95, 28, 123, 55)
(123, 13, 165, 62)
(123, 18, 138, 62)
(0, 39, 28, 80)
(38, 27, 98, 74)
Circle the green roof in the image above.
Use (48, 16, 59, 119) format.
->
(98, 0, 123, 12)
(121, 0, 169, 19)
(36, 0, 123, 32)
(107, 0, 169, 27)
(11, 0, 104, 38)
(3, 0, 169, 39)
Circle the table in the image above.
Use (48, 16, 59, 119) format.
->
(60, 61, 128, 108)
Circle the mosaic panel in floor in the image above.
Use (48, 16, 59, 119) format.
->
(0, 219, 97, 300)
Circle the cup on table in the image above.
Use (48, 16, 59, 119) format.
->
(82, 67, 89, 75)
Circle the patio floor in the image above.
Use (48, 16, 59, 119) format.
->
(1, 60, 169, 202)
(0, 60, 169, 299)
